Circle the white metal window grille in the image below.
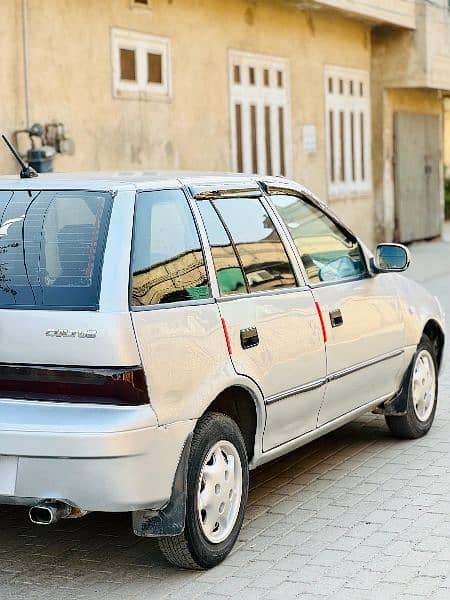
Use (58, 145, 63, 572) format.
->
(112, 29, 170, 98)
(229, 50, 291, 177)
(325, 66, 371, 196)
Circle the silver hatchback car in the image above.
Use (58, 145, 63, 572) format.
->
(0, 172, 444, 569)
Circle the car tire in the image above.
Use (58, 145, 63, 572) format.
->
(158, 412, 249, 570)
(385, 335, 438, 439)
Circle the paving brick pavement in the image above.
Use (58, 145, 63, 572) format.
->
(0, 231, 449, 600)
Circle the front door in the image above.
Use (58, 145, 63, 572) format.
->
(269, 191, 405, 427)
(313, 277, 405, 426)
(195, 194, 327, 450)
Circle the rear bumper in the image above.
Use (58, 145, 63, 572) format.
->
(0, 399, 194, 512)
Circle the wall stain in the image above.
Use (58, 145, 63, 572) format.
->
(245, 7, 254, 26)
(364, 30, 370, 50)
(165, 140, 174, 159)
(306, 13, 316, 37)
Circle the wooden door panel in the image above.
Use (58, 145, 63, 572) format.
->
(394, 112, 441, 243)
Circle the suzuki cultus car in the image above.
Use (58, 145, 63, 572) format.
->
(0, 171, 444, 569)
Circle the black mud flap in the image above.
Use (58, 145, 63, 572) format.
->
(373, 358, 413, 417)
(132, 433, 192, 538)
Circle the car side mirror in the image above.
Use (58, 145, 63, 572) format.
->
(372, 243, 410, 273)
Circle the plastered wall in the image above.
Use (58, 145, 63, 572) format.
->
(0, 0, 383, 247)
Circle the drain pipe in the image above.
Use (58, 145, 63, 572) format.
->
(21, 0, 31, 128)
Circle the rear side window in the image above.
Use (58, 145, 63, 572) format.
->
(0, 190, 112, 309)
(212, 197, 297, 293)
(131, 189, 210, 306)
(196, 200, 246, 296)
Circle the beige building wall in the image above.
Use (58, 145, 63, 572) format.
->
(0, 0, 375, 246)
(0, 1, 24, 175)
(371, 22, 444, 241)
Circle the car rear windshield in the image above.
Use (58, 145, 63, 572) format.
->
(0, 190, 113, 310)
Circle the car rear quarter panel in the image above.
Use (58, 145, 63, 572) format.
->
(131, 303, 265, 428)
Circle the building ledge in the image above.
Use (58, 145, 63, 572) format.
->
(283, 0, 416, 30)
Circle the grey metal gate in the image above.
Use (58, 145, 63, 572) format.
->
(394, 111, 442, 243)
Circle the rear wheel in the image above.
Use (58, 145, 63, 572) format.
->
(385, 335, 438, 439)
(158, 412, 249, 569)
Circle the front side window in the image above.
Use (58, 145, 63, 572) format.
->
(131, 190, 210, 306)
(271, 193, 367, 284)
(229, 50, 291, 176)
(0, 190, 112, 309)
(211, 197, 297, 293)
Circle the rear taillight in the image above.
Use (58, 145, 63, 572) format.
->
(0, 364, 149, 406)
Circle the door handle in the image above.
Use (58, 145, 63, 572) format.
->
(329, 309, 343, 328)
(240, 327, 259, 349)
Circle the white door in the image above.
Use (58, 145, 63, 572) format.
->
(269, 191, 405, 426)
(313, 277, 404, 425)
(196, 195, 327, 450)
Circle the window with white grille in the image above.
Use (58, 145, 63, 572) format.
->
(112, 29, 170, 98)
(229, 51, 291, 177)
(325, 66, 371, 196)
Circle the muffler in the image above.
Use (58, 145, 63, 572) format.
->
(29, 500, 73, 525)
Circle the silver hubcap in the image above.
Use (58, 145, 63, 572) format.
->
(412, 349, 436, 422)
(197, 440, 242, 544)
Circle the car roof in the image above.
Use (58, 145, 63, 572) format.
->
(0, 170, 325, 210)
(0, 170, 268, 192)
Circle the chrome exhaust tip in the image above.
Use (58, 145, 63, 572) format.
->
(29, 501, 72, 525)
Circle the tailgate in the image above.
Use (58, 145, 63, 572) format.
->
(0, 310, 140, 366)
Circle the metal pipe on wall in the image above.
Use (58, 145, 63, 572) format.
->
(21, 0, 31, 128)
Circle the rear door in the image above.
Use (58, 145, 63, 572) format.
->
(269, 190, 405, 426)
(193, 189, 326, 450)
